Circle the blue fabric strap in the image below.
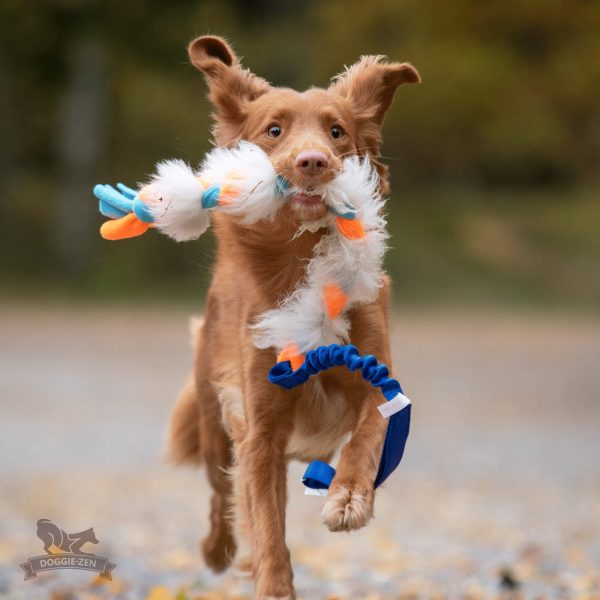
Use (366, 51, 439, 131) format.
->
(94, 184, 132, 219)
(116, 182, 137, 199)
(132, 198, 155, 223)
(302, 460, 336, 489)
(201, 186, 221, 209)
(275, 175, 290, 195)
(268, 343, 411, 490)
(93, 184, 155, 223)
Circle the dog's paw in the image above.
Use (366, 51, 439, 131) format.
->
(201, 529, 236, 573)
(321, 484, 374, 532)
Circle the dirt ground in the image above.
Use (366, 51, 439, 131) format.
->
(0, 304, 599, 600)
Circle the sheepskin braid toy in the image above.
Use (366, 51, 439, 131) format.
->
(93, 142, 412, 492)
(94, 142, 387, 369)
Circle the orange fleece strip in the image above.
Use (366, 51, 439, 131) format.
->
(323, 283, 348, 319)
(100, 213, 151, 240)
(335, 216, 365, 240)
(277, 343, 305, 371)
(217, 183, 240, 205)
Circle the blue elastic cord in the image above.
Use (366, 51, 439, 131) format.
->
(269, 343, 411, 490)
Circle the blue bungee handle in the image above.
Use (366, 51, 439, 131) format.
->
(268, 344, 411, 491)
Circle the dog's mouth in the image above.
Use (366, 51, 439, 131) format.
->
(290, 192, 323, 205)
(288, 188, 328, 221)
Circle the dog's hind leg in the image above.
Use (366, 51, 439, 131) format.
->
(198, 378, 237, 572)
(195, 307, 238, 573)
(166, 314, 237, 571)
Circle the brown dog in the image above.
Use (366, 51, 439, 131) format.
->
(167, 35, 419, 599)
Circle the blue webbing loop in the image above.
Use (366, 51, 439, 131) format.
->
(268, 343, 411, 490)
(132, 198, 155, 223)
(116, 182, 138, 199)
(94, 184, 132, 219)
(201, 186, 221, 209)
(275, 175, 290, 195)
(93, 184, 155, 223)
(302, 460, 336, 489)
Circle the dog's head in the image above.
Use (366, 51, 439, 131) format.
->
(189, 36, 419, 222)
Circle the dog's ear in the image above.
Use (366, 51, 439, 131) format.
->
(330, 56, 420, 191)
(330, 55, 420, 126)
(188, 36, 271, 141)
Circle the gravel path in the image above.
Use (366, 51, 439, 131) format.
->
(0, 305, 599, 599)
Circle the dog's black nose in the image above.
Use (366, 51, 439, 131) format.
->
(295, 151, 329, 177)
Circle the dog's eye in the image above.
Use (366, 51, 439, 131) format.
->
(330, 126, 344, 140)
(267, 125, 282, 138)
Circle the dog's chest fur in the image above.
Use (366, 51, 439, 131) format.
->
(216, 370, 355, 463)
(286, 377, 356, 462)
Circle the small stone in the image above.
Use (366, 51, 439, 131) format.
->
(499, 568, 521, 591)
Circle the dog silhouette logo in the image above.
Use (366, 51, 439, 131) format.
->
(36, 519, 99, 556)
(20, 519, 116, 581)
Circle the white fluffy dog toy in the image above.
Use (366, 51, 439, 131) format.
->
(93, 142, 411, 492)
(94, 142, 387, 369)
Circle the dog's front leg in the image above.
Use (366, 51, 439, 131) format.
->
(321, 388, 387, 532)
(322, 295, 393, 533)
(239, 351, 296, 600)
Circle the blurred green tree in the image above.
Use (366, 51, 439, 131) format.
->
(1, 0, 598, 305)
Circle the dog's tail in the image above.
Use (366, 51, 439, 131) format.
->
(165, 318, 204, 467)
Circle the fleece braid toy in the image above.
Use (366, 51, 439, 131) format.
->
(93, 142, 411, 491)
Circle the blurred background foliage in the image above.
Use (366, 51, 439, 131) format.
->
(1, 0, 598, 307)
